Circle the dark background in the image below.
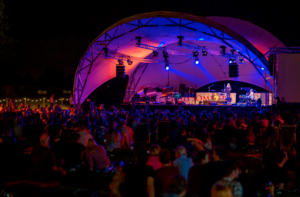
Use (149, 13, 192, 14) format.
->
(0, 0, 299, 104)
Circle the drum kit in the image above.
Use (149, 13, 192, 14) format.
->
(211, 89, 226, 101)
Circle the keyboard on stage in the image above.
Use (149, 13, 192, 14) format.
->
(239, 95, 251, 99)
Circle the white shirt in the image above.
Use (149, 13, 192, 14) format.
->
(248, 92, 255, 100)
(78, 131, 93, 147)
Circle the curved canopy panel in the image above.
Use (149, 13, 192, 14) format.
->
(207, 16, 285, 55)
(74, 11, 284, 105)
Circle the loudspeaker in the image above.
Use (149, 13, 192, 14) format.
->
(268, 55, 274, 76)
(116, 65, 125, 78)
(229, 63, 239, 77)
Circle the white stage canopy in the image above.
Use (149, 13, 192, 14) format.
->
(74, 11, 285, 105)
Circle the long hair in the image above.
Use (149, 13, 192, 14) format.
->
(86, 138, 97, 153)
(107, 121, 120, 143)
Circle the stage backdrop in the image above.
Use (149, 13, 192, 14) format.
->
(278, 54, 300, 103)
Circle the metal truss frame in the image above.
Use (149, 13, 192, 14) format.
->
(74, 14, 274, 106)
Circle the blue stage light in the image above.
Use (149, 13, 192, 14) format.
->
(195, 58, 200, 65)
(199, 38, 204, 40)
(261, 67, 264, 70)
(158, 42, 165, 47)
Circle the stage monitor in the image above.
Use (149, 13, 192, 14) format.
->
(278, 54, 300, 103)
(162, 87, 174, 97)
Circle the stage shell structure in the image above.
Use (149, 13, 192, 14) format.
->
(73, 11, 285, 106)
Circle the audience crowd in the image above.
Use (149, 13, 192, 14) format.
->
(0, 102, 300, 197)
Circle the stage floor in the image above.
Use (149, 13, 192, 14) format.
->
(121, 103, 269, 115)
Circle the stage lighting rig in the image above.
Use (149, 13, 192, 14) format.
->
(153, 51, 159, 57)
(229, 58, 236, 64)
(230, 49, 235, 55)
(127, 59, 133, 65)
(177, 36, 184, 46)
(135, 36, 142, 46)
(193, 50, 199, 64)
(220, 45, 226, 55)
(118, 59, 124, 65)
(238, 56, 244, 64)
(202, 49, 207, 56)
(162, 50, 169, 61)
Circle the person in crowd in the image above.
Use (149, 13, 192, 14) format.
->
(155, 149, 180, 195)
(86, 138, 110, 171)
(0, 127, 17, 158)
(118, 150, 155, 197)
(164, 175, 187, 197)
(13, 117, 23, 141)
(263, 134, 282, 168)
(64, 133, 85, 171)
(173, 146, 193, 181)
(169, 120, 180, 148)
(69, 94, 74, 106)
(30, 133, 66, 180)
(246, 125, 256, 151)
(214, 162, 243, 197)
(146, 144, 162, 170)
(264, 150, 289, 190)
(234, 120, 247, 150)
(93, 118, 107, 145)
(76, 122, 94, 147)
(50, 94, 55, 108)
(119, 119, 134, 149)
(187, 151, 210, 196)
(211, 184, 233, 197)
(203, 146, 228, 196)
(105, 121, 121, 152)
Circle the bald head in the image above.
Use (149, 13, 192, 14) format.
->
(40, 132, 50, 147)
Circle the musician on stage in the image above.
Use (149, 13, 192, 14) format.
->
(246, 89, 255, 100)
(225, 83, 232, 102)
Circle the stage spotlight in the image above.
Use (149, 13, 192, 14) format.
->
(261, 67, 265, 70)
(229, 58, 236, 64)
(165, 63, 170, 71)
(118, 59, 124, 65)
(193, 50, 199, 57)
(238, 57, 244, 64)
(220, 45, 226, 55)
(177, 36, 184, 46)
(195, 57, 200, 65)
(230, 49, 235, 55)
(163, 50, 169, 61)
(127, 59, 133, 65)
(202, 49, 207, 56)
(153, 51, 158, 57)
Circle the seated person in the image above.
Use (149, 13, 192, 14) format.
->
(64, 133, 85, 170)
(86, 138, 110, 171)
(30, 133, 66, 180)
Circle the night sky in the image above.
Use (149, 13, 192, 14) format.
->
(1, 0, 300, 97)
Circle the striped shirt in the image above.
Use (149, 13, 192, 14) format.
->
(214, 177, 243, 197)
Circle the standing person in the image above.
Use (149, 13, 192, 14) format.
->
(226, 83, 232, 103)
(155, 149, 180, 195)
(69, 94, 74, 106)
(50, 94, 54, 108)
(173, 146, 193, 181)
